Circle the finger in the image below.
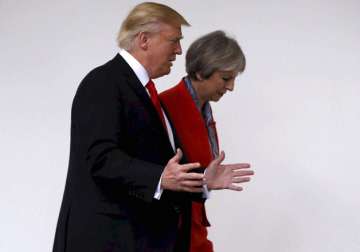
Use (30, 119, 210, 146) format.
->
(228, 184, 243, 191)
(169, 148, 183, 164)
(218, 150, 225, 162)
(233, 170, 254, 177)
(182, 172, 204, 180)
(226, 163, 251, 170)
(181, 162, 201, 172)
(214, 151, 225, 165)
(181, 180, 204, 187)
(232, 177, 251, 183)
(207, 151, 225, 169)
(182, 186, 204, 193)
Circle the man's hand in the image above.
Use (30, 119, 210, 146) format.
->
(205, 151, 254, 191)
(161, 149, 205, 193)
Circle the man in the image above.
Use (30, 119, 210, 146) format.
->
(53, 2, 249, 252)
(53, 3, 198, 251)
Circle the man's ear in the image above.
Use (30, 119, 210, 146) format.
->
(138, 31, 149, 50)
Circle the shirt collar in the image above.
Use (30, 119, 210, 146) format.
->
(184, 76, 202, 110)
(184, 76, 212, 119)
(120, 49, 149, 87)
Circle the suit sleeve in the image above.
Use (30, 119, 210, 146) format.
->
(72, 72, 163, 203)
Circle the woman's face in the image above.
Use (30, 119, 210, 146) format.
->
(198, 70, 238, 102)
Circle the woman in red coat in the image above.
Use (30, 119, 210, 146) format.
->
(160, 30, 254, 252)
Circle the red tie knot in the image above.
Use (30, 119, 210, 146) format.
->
(146, 79, 156, 93)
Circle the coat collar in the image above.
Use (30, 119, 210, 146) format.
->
(159, 79, 215, 166)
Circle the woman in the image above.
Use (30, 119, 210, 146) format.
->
(160, 30, 252, 252)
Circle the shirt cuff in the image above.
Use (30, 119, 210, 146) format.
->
(202, 169, 210, 198)
(153, 174, 163, 200)
(203, 183, 210, 198)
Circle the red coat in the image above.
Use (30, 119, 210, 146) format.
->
(160, 79, 217, 252)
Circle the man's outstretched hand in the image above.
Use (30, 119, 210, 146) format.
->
(205, 151, 254, 191)
(161, 149, 205, 193)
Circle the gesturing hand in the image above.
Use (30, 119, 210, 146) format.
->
(161, 148, 205, 193)
(205, 151, 254, 191)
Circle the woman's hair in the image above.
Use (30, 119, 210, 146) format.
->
(186, 30, 246, 80)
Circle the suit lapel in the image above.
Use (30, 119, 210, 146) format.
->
(111, 54, 173, 149)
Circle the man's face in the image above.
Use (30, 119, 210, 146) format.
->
(146, 23, 183, 79)
(200, 70, 238, 102)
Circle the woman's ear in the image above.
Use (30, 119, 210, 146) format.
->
(195, 72, 203, 81)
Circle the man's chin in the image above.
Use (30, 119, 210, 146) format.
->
(152, 68, 171, 79)
(161, 67, 172, 76)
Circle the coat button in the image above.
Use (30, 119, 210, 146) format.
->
(173, 206, 181, 214)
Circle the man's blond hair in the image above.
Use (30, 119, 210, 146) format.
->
(117, 2, 190, 50)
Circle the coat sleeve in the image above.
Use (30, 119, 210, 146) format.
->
(71, 70, 163, 203)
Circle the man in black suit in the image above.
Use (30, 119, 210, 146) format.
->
(53, 2, 206, 252)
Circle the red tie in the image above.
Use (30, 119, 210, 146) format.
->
(146, 80, 167, 131)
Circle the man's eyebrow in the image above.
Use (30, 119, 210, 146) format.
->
(173, 35, 183, 40)
(169, 36, 183, 41)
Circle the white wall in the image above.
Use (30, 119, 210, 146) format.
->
(1, 0, 359, 251)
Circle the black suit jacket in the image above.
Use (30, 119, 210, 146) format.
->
(53, 54, 195, 252)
